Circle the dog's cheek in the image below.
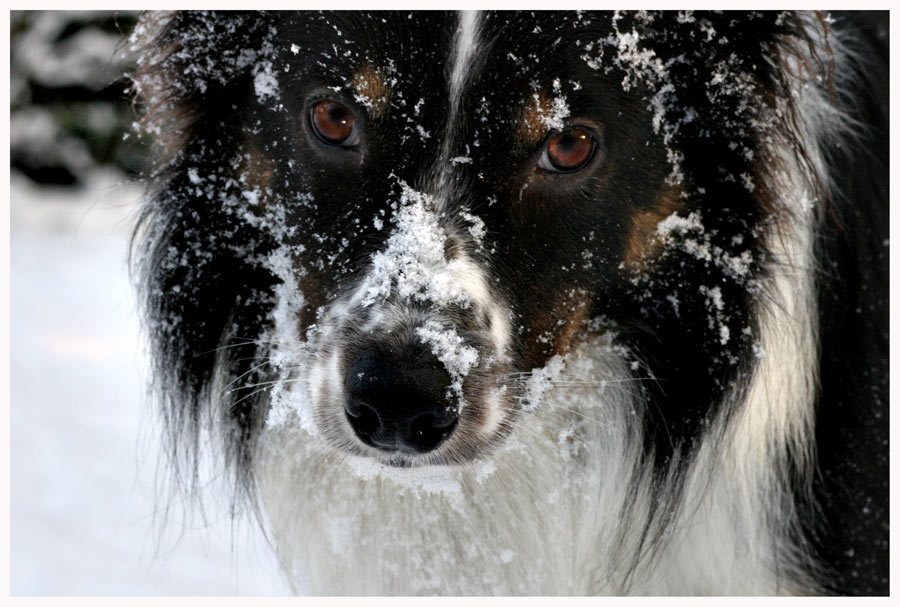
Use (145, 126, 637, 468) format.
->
(515, 288, 595, 370)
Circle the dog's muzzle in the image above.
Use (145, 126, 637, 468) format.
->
(344, 345, 459, 453)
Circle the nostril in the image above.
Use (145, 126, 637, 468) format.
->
(345, 400, 382, 445)
(407, 410, 459, 453)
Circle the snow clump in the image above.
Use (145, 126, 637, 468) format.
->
(415, 321, 479, 409)
(537, 78, 571, 131)
(521, 355, 566, 411)
(656, 211, 753, 280)
(360, 182, 471, 309)
(460, 211, 486, 247)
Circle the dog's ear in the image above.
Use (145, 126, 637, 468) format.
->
(130, 10, 282, 488)
(130, 11, 276, 158)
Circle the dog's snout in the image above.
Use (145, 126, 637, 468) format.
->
(344, 349, 458, 454)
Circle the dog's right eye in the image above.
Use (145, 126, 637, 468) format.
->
(310, 99, 359, 146)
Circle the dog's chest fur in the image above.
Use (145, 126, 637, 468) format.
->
(258, 330, 805, 595)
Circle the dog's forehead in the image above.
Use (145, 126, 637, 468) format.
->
(281, 12, 455, 82)
(281, 12, 612, 119)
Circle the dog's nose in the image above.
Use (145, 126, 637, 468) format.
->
(344, 348, 458, 453)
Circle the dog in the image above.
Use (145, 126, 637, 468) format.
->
(129, 11, 888, 595)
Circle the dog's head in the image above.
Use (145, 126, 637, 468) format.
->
(132, 11, 821, 474)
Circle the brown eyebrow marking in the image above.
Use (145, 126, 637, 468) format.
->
(623, 186, 687, 268)
(352, 64, 391, 118)
(517, 91, 552, 147)
(240, 141, 275, 198)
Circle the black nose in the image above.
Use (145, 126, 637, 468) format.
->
(344, 348, 458, 453)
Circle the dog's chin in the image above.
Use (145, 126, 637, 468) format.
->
(313, 404, 515, 470)
(366, 450, 435, 469)
(331, 426, 499, 470)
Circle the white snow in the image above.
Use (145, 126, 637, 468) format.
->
(460, 211, 486, 246)
(521, 354, 566, 411)
(415, 321, 479, 407)
(253, 61, 280, 102)
(13, 12, 130, 91)
(361, 182, 471, 309)
(533, 79, 571, 131)
(656, 211, 754, 280)
(415, 125, 431, 140)
(10, 170, 287, 595)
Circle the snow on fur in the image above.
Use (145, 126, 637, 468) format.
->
(361, 182, 472, 309)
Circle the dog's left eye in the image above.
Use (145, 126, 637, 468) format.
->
(310, 99, 359, 146)
(538, 128, 596, 173)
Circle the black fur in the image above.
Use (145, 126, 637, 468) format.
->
(803, 11, 889, 596)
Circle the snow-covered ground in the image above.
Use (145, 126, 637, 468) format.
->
(10, 169, 287, 595)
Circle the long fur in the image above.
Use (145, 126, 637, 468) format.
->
(129, 11, 888, 595)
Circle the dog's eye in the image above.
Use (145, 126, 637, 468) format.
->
(538, 128, 596, 173)
(310, 99, 359, 146)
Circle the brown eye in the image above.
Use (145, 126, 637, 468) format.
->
(310, 99, 358, 146)
(539, 128, 596, 173)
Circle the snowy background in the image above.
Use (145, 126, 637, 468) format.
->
(10, 11, 287, 595)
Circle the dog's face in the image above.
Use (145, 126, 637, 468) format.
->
(138, 11, 790, 472)
(238, 12, 679, 467)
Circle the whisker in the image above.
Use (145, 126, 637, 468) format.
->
(220, 359, 277, 392)
(522, 400, 622, 432)
(227, 384, 278, 413)
(227, 377, 305, 394)
(192, 339, 272, 357)
(199, 337, 312, 358)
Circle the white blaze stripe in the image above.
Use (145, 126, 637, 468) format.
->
(449, 11, 481, 105)
(433, 10, 483, 212)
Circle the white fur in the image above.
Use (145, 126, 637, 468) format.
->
(434, 10, 483, 202)
(449, 11, 481, 109)
(258, 336, 645, 594)
(632, 18, 838, 594)
(640, 143, 820, 595)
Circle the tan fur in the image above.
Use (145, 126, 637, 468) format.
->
(551, 295, 592, 357)
(239, 142, 275, 206)
(623, 186, 685, 268)
(352, 64, 391, 118)
(518, 92, 551, 147)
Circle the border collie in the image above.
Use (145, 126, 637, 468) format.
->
(129, 11, 888, 595)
